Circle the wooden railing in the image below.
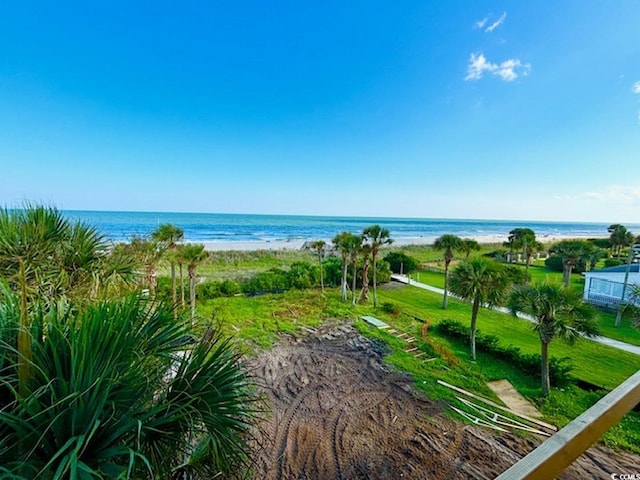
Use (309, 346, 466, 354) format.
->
(496, 369, 640, 479)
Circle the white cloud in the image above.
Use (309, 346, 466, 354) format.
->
(474, 17, 488, 29)
(633, 81, 640, 94)
(485, 12, 507, 32)
(465, 53, 530, 82)
(563, 185, 640, 205)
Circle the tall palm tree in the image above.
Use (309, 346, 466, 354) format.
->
(509, 282, 598, 396)
(152, 224, 184, 307)
(310, 240, 326, 293)
(449, 258, 510, 361)
(362, 225, 393, 307)
(349, 238, 362, 307)
(552, 239, 591, 287)
(177, 244, 208, 323)
(608, 224, 634, 257)
(358, 243, 372, 304)
(0, 295, 257, 478)
(433, 234, 463, 309)
(460, 238, 481, 259)
(332, 232, 360, 302)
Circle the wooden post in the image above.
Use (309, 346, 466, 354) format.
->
(496, 369, 640, 480)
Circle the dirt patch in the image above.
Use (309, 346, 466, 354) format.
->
(248, 323, 640, 479)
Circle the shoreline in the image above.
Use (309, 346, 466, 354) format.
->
(196, 234, 608, 252)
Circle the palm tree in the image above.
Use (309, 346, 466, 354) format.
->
(152, 224, 184, 307)
(0, 294, 257, 478)
(509, 282, 598, 396)
(552, 239, 591, 287)
(176, 244, 208, 323)
(332, 232, 360, 302)
(310, 240, 326, 293)
(127, 236, 165, 298)
(449, 258, 510, 361)
(349, 238, 363, 307)
(608, 224, 634, 257)
(460, 238, 481, 259)
(433, 234, 463, 309)
(358, 243, 372, 304)
(362, 225, 393, 307)
(0, 205, 110, 390)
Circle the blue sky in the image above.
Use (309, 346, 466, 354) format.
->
(1, 1, 639, 222)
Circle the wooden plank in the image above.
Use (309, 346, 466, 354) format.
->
(361, 316, 388, 328)
(487, 379, 542, 419)
(496, 369, 640, 480)
(437, 380, 557, 432)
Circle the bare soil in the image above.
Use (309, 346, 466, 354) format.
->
(248, 322, 640, 479)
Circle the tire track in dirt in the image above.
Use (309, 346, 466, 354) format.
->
(248, 323, 640, 479)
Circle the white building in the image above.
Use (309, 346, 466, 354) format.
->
(583, 264, 640, 309)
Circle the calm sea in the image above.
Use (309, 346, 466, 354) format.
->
(61, 210, 634, 245)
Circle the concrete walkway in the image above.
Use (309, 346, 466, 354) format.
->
(391, 274, 640, 356)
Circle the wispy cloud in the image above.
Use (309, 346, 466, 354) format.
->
(562, 185, 640, 205)
(465, 53, 530, 82)
(485, 12, 507, 32)
(474, 17, 488, 29)
(633, 81, 640, 94)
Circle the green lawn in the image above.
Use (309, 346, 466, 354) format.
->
(376, 284, 640, 390)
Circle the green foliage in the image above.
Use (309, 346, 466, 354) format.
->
(322, 256, 343, 287)
(241, 268, 289, 295)
(435, 319, 574, 387)
(545, 254, 586, 273)
(604, 258, 624, 268)
(0, 296, 257, 478)
(383, 251, 418, 274)
(380, 302, 401, 316)
(196, 279, 242, 299)
(287, 261, 319, 289)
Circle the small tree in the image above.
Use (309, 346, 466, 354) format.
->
(460, 238, 481, 259)
(176, 244, 208, 324)
(362, 225, 393, 307)
(608, 224, 634, 257)
(152, 223, 184, 307)
(552, 240, 592, 287)
(383, 251, 418, 274)
(433, 234, 463, 309)
(509, 282, 598, 396)
(449, 258, 510, 360)
(310, 240, 326, 293)
(332, 232, 360, 302)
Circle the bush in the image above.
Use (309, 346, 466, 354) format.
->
(197, 279, 241, 299)
(287, 261, 319, 289)
(322, 257, 343, 287)
(435, 319, 574, 387)
(242, 268, 290, 295)
(604, 258, 624, 268)
(544, 254, 586, 274)
(380, 302, 401, 316)
(383, 252, 418, 274)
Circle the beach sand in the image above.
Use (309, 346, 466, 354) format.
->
(198, 234, 606, 252)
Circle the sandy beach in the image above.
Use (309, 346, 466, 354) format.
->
(198, 234, 608, 252)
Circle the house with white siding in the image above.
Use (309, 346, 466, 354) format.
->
(582, 264, 640, 309)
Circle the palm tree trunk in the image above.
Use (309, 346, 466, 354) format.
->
(318, 254, 324, 293)
(17, 260, 33, 394)
(372, 255, 378, 307)
(341, 259, 348, 302)
(351, 261, 357, 306)
(541, 340, 551, 396)
(525, 254, 531, 283)
(470, 299, 480, 361)
(360, 259, 369, 303)
(179, 263, 185, 308)
(189, 268, 196, 325)
(170, 261, 177, 305)
(442, 262, 450, 309)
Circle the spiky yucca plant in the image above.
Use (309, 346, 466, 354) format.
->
(0, 293, 257, 479)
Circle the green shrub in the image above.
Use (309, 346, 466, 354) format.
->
(322, 257, 343, 287)
(197, 279, 242, 299)
(545, 254, 586, 273)
(380, 302, 400, 316)
(383, 252, 418, 274)
(603, 258, 624, 268)
(435, 319, 574, 387)
(287, 262, 318, 289)
(242, 268, 290, 295)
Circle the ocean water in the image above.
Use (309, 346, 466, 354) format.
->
(61, 210, 634, 245)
